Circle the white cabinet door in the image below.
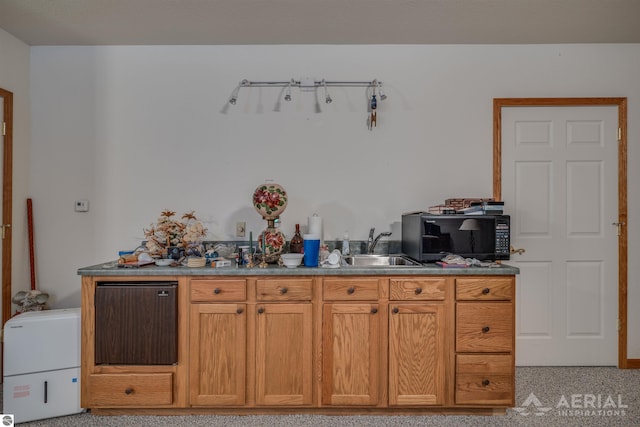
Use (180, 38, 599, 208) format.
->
(502, 106, 618, 366)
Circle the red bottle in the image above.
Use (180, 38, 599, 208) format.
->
(289, 224, 304, 253)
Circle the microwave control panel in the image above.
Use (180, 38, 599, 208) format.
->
(495, 222, 510, 259)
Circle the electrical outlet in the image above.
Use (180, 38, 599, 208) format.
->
(236, 221, 246, 237)
(75, 199, 89, 212)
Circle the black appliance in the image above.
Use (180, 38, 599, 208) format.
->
(402, 213, 510, 262)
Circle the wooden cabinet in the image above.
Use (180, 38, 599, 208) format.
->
(255, 302, 313, 406)
(189, 278, 247, 406)
(388, 278, 449, 406)
(322, 302, 382, 406)
(82, 272, 516, 415)
(321, 278, 383, 406)
(190, 303, 247, 406)
(85, 373, 173, 407)
(189, 277, 314, 407)
(454, 277, 515, 406)
(80, 275, 189, 410)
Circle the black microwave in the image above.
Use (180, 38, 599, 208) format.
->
(401, 213, 510, 262)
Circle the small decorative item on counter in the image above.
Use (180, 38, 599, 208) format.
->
(253, 182, 288, 263)
(258, 223, 286, 263)
(253, 183, 288, 220)
(289, 223, 304, 253)
(143, 210, 207, 257)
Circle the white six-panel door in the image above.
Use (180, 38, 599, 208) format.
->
(502, 106, 619, 366)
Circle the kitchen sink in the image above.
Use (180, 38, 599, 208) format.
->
(342, 254, 422, 267)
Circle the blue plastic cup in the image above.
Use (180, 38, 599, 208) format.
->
(303, 234, 321, 267)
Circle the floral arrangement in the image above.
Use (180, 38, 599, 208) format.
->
(144, 210, 207, 256)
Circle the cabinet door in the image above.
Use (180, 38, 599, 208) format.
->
(389, 303, 446, 406)
(255, 303, 313, 406)
(189, 303, 246, 406)
(322, 303, 381, 406)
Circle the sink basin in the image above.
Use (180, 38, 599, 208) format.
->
(342, 254, 421, 267)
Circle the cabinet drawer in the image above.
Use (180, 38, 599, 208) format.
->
(456, 303, 513, 352)
(390, 278, 446, 300)
(456, 277, 514, 301)
(87, 373, 173, 407)
(256, 278, 313, 301)
(323, 278, 379, 300)
(191, 279, 247, 302)
(456, 355, 514, 406)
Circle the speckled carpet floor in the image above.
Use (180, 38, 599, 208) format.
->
(7, 367, 640, 426)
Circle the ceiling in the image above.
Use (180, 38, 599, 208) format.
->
(1, 0, 640, 46)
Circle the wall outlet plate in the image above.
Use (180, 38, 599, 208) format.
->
(236, 221, 246, 237)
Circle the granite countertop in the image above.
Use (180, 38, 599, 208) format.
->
(77, 261, 519, 276)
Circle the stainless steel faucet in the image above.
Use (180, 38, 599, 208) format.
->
(367, 228, 392, 254)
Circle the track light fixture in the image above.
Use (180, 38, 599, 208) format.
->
(284, 79, 293, 101)
(322, 79, 332, 104)
(226, 78, 386, 106)
(376, 80, 387, 101)
(228, 79, 248, 105)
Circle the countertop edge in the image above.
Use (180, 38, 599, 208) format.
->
(77, 262, 519, 276)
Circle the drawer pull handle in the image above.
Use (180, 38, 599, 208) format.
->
(347, 287, 355, 294)
(415, 287, 423, 295)
(236, 307, 244, 314)
(482, 288, 490, 295)
(482, 326, 490, 333)
(258, 307, 265, 314)
(214, 288, 221, 294)
(125, 388, 134, 395)
(482, 379, 490, 387)
(392, 307, 399, 314)
(280, 287, 288, 294)
(371, 307, 378, 314)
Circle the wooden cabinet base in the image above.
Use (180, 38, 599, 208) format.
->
(88, 407, 509, 416)
(82, 274, 515, 414)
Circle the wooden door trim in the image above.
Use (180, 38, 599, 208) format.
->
(493, 97, 632, 368)
(1, 87, 13, 327)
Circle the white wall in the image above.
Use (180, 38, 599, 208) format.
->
(0, 28, 30, 322)
(29, 44, 640, 356)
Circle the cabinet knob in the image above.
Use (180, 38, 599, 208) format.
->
(371, 307, 378, 314)
(392, 307, 399, 314)
(415, 287, 423, 295)
(236, 307, 244, 314)
(482, 287, 490, 295)
(214, 288, 221, 294)
(482, 326, 490, 333)
(347, 287, 355, 294)
(258, 307, 265, 314)
(280, 287, 288, 294)
(482, 379, 490, 387)
(125, 388, 134, 395)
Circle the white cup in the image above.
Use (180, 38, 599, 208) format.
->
(327, 249, 341, 265)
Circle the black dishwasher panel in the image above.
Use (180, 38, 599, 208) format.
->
(95, 281, 178, 365)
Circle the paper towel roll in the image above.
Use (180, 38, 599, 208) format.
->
(308, 214, 323, 243)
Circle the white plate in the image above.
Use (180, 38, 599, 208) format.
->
(155, 259, 173, 266)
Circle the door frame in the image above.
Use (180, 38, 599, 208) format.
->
(1, 87, 13, 328)
(493, 97, 635, 369)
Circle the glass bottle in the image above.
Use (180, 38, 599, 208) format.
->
(289, 223, 304, 253)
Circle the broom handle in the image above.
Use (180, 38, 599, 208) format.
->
(27, 198, 36, 291)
